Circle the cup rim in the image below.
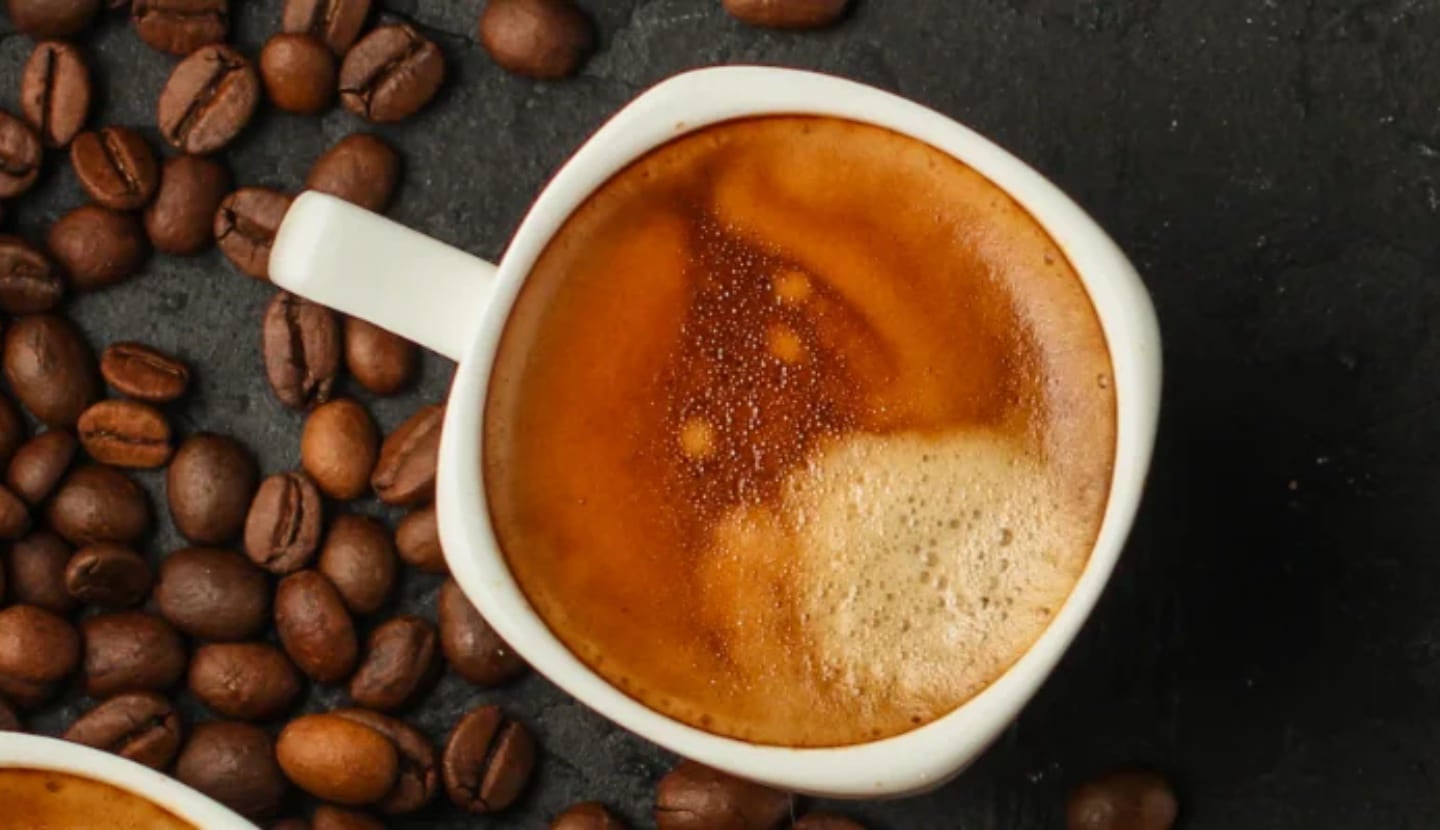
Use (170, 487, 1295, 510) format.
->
(436, 65, 1161, 797)
(0, 733, 256, 828)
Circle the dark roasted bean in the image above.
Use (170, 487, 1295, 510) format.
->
(0, 236, 64, 313)
(47, 463, 150, 546)
(70, 126, 159, 210)
(306, 133, 400, 213)
(261, 292, 341, 409)
(7, 0, 102, 38)
(81, 611, 187, 699)
(133, 0, 229, 56)
(20, 41, 91, 148)
(0, 605, 80, 708)
(654, 761, 792, 830)
(335, 708, 438, 814)
(6, 430, 77, 506)
(438, 578, 526, 687)
(372, 404, 443, 505)
(260, 33, 336, 114)
(274, 569, 357, 683)
(144, 154, 231, 255)
(166, 433, 257, 544)
(215, 187, 293, 280)
(101, 342, 190, 403)
(300, 398, 377, 500)
(0, 111, 43, 199)
(65, 543, 151, 608)
(339, 25, 444, 123)
(244, 471, 323, 574)
(348, 615, 438, 712)
(63, 692, 183, 770)
(281, 0, 371, 54)
(317, 513, 395, 615)
(479, 0, 593, 80)
(46, 204, 149, 292)
(157, 44, 259, 154)
(77, 399, 173, 468)
(6, 532, 75, 614)
(442, 705, 535, 813)
(4, 314, 98, 427)
(189, 642, 302, 721)
(176, 721, 288, 820)
(154, 547, 270, 641)
(395, 505, 446, 574)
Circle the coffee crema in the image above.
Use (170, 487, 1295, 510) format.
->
(485, 116, 1116, 747)
(0, 768, 195, 829)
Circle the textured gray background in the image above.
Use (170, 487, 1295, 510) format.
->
(1, 0, 1434, 827)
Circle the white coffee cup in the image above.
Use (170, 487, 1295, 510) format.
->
(0, 733, 255, 827)
(270, 65, 1161, 799)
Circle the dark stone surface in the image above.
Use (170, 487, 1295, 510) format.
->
(0, 0, 1430, 827)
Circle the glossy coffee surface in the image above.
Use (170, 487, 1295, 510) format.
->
(0, 768, 195, 829)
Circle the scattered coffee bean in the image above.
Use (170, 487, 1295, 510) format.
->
(166, 433, 257, 544)
(349, 615, 439, 712)
(438, 578, 526, 687)
(654, 761, 791, 830)
(189, 642, 302, 721)
(154, 547, 271, 641)
(0, 605, 80, 708)
(479, 0, 593, 80)
(443, 705, 535, 813)
(793, 815, 866, 830)
(4, 314, 99, 427)
(301, 398, 378, 500)
(81, 611, 187, 699)
(0, 236, 64, 313)
(77, 398, 174, 468)
(277, 712, 400, 805)
(70, 126, 160, 211)
(7, 0, 102, 38)
(275, 569, 358, 683)
(46, 204, 149, 291)
(133, 0, 229, 56)
(176, 721, 288, 820)
(372, 403, 443, 505)
(0, 484, 30, 540)
(101, 341, 190, 403)
(306, 133, 400, 213)
(282, 0, 370, 54)
(261, 33, 336, 114)
(0, 395, 24, 467)
(65, 543, 151, 608)
(334, 707, 438, 814)
(552, 803, 626, 830)
(396, 505, 446, 574)
(262, 292, 341, 409)
(6, 430, 76, 506)
(318, 513, 396, 615)
(215, 187, 293, 280)
(1067, 770, 1178, 830)
(722, 0, 848, 29)
(158, 44, 259, 154)
(312, 806, 385, 830)
(0, 110, 42, 199)
(339, 24, 445, 123)
(47, 463, 151, 545)
(63, 692, 182, 770)
(145, 154, 231, 255)
(20, 41, 92, 148)
(344, 318, 416, 394)
(6, 532, 75, 614)
(244, 471, 324, 573)
(0, 697, 19, 731)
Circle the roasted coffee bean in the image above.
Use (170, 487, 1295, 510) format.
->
(77, 399, 173, 468)
(1066, 770, 1178, 830)
(792, 815, 866, 830)
(372, 404, 443, 505)
(47, 204, 149, 291)
(301, 398, 377, 500)
(722, 0, 848, 28)
(282, 0, 370, 54)
(215, 187, 293, 280)
(442, 705, 535, 813)
(20, 41, 91, 148)
(0, 484, 29, 540)
(4, 314, 99, 427)
(395, 505, 446, 574)
(0, 111, 42, 199)
(145, 154, 231, 254)
(189, 643, 302, 721)
(274, 569, 357, 683)
(134, 0, 229, 56)
(479, 0, 593, 79)
(0, 395, 23, 468)
(102, 342, 190, 403)
(7, 0, 102, 37)
(261, 33, 336, 114)
(70, 127, 159, 211)
(154, 547, 270, 641)
(305, 133, 399, 213)
(65, 543, 151, 608)
(334, 708, 437, 814)
(81, 611, 186, 699)
(6, 430, 76, 505)
(158, 45, 259, 154)
(312, 806, 384, 830)
(277, 712, 399, 805)
(244, 471, 324, 573)
(654, 761, 791, 830)
(6, 532, 74, 614)
(167, 433, 257, 544)
(318, 513, 395, 615)
(63, 692, 182, 770)
(0, 697, 18, 731)
(339, 25, 445, 123)
(0, 605, 80, 708)
(47, 463, 150, 545)
(552, 803, 626, 830)
(438, 578, 525, 687)
(349, 615, 438, 712)
(176, 721, 288, 820)
(0, 236, 64, 313)
(262, 292, 341, 409)
(344, 318, 415, 394)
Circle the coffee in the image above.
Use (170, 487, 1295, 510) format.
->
(485, 116, 1117, 746)
(0, 768, 194, 829)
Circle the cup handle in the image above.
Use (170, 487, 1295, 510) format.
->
(269, 192, 499, 362)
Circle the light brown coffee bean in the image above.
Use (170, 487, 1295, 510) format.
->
(133, 0, 229, 56)
(47, 204, 149, 292)
(176, 721, 288, 820)
(552, 803, 626, 830)
(654, 761, 792, 830)
(276, 712, 399, 805)
(6, 430, 76, 506)
(154, 547, 271, 642)
(166, 433, 257, 544)
(262, 292, 341, 410)
(4, 314, 100, 427)
(20, 41, 91, 148)
(6, 531, 75, 614)
(77, 399, 173, 468)
(344, 318, 415, 395)
(442, 705, 535, 813)
(260, 33, 336, 114)
(70, 126, 159, 211)
(145, 155, 231, 255)
(63, 692, 182, 770)
(317, 513, 395, 615)
(0, 605, 80, 708)
(306, 134, 400, 213)
(348, 615, 438, 712)
(282, 0, 372, 54)
(792, 815, 866, 830)
(0, 111, 42, 198)
(438, 578, 526, 687)
(158, 45, 259, 155)
(312, 806, 385, 830)
(479, 0, 593, 79)
(47, 463, 151, 546)
(372, 404, 443, 505)
(244, 471, 324, 574)
(101, 342, 190, 403)
(339, 24, 444, 123)
(333, 708, 437, 814)
(189, 642, 302, 721)
(215, 187, 293, 280)
(81, 611, 186, 699)
(65, 543, 151, 608)
(275, 569, 357, 683)
(395, 505, 446, 574)
(1066, 770, 1178, 830)
(301, 398, 377, 500)
(0, 236, 64, 314)
(722, 0, 848, 29)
